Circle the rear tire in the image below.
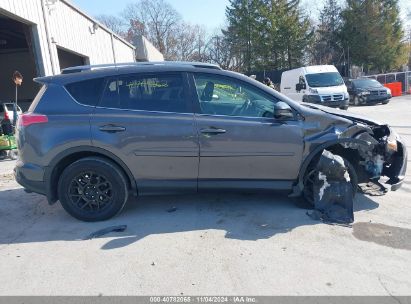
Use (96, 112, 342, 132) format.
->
(58, 157, 129, 222)
(382, 100, 389, 105)
(302, 155, 358, 206)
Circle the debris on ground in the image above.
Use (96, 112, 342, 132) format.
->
(359, 180, 389, 196)
(307, 150, 354, 225)
(167, 207, 177, 213)
(84, 225, 127, 240)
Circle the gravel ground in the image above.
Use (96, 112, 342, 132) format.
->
(0, 96, 410, 296)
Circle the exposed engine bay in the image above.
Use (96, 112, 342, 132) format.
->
(339, 123, 405, 190)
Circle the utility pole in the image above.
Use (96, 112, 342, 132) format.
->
(216, 36, 220, 64)
(246, 0, 252, 74)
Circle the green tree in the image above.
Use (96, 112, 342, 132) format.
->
(224, 0, 264, 73)
(340, 0, 406, 73)
(270, 0, 313, 69)
(312, 0, 342, 65)
(224, 0, 313, 72)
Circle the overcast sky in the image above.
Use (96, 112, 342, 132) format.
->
(72, 0, 411, 29)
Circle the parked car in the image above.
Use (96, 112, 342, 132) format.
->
(347, 78, 392, 106)
(280, 65, 349, 110)
(15, 62, 407, 222)
(0, 102, 22, 125)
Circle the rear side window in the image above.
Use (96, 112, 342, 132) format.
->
(100, 73, 189, 113)
(66, 78, 105, 106)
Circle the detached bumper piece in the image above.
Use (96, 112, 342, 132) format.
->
(359, 180, 389, 196)
(307, 150, 354, 225)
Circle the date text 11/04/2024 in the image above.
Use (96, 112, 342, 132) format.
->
(149, 296, 257, 303)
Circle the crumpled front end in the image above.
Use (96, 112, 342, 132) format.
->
(343, 125, 407, 192)
(293, 107, 408, 199)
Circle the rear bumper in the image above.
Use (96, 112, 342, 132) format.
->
(14, 161, 47, 196)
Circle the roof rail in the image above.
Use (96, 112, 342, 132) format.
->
(61, 61, 222, 74)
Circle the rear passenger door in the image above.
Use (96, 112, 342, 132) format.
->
(90, 72, 199, 195)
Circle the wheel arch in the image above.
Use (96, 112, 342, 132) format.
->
(290, 138, 371, 197)
(44, 146, 137, 204)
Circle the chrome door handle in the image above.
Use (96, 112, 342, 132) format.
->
(99, 125, 126, 133)
(201, 128, 227, 135)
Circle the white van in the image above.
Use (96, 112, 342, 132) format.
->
(280, 65, 349, 110)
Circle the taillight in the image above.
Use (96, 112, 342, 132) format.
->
(4, 111, 10, 120)
(19, 113, 48, 127)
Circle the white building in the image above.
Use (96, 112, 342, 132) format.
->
(134, 35, 164, 62)
(0, 0, 136, 109)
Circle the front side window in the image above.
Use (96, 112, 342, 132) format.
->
(305, 72, 344, 88)
(100, 73, 189, 113)
(193, 74, 278, 118)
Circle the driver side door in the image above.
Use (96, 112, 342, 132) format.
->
(190, 73, 304, 190)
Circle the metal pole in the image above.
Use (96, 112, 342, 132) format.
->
(41, 0, 57, 75)
(111, 33, 117, 64)
(13, 85, 18, 127)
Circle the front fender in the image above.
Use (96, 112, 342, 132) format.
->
(290, 138, 373, 197)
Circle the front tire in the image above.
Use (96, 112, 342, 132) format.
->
(302, 156, 358, 206)
(58, 157, 129, 222)
(382, 100, 390, 105)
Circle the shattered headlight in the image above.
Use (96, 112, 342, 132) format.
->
(386, 128, 398, 152)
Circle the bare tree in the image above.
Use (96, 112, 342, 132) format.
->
(95, 14, 127, 38)
(204, 29, 243, 71)
(123, 0, 182, 60)
(174, 24, 209, 61)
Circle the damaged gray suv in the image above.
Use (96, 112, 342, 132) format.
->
(14, 62, 407, 222)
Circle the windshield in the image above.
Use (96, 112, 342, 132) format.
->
(305, 72, 344, 88)
(353, 79, 382, 88)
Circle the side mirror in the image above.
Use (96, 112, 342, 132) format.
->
(296, 83, 306, 92)
(274, 102, 294, 120)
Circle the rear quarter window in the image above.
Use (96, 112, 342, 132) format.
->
(65, 78, 105, 106)
(28, 85, 47, 112)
